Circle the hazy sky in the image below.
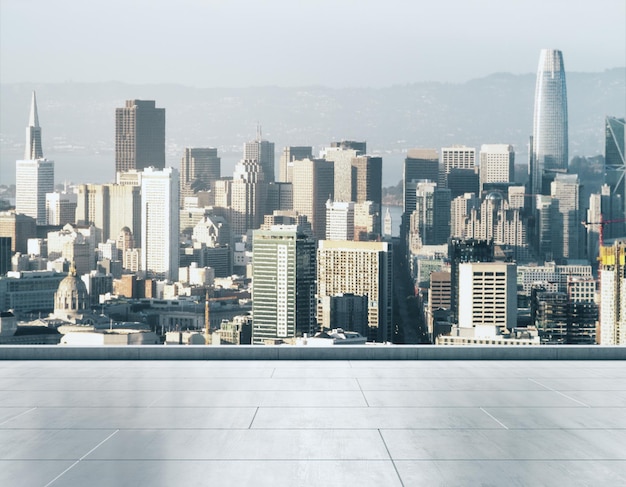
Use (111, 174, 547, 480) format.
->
(1, 0, 624, 87)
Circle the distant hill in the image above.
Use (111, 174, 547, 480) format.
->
(1, 69, 623, 186)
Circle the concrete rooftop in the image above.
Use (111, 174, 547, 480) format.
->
(1, 352, 625, 486)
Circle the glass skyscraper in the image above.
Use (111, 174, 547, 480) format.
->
(530, 49, 568, 196)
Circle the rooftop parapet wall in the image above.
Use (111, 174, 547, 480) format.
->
(0, 345, 624, 361)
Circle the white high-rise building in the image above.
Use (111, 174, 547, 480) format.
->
(551, 173, 581, 260)
(325, 200, 355, 241)
(16, 92, 54, 225)
(599, 241, 626, 345)
(479, 144, 515, 192)
(458, 262, 517, 331)
(141, 167, 180, 281)
(441, 146, 475, 187)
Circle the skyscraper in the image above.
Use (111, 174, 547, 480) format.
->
(322, 142, 366, 203)
(16, 92, 54, 226)
(599, 240, 626, 345)
(244, 133, 275, 183)
(180, 148, 221, 205)
(252, 224, 316, 344)
(551, 173, 581, 260)
(317, 240, 393, 342)
(279, 146, 312, 183)
(479, 144, 515, 193)
(604, 117, 625, 238)
(403, 149, 440, 214)
(292, 158, 334, 240)
(115, 100, 165, 174)
(230, 159, 266, 238)
(441, 146, 475, 188)
(530, 49, 568, 196)
(141, 167, 180, 281)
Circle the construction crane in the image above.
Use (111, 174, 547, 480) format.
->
(581, 217, 626, 248)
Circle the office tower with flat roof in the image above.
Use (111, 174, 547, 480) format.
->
(322, 142, 366, 203)
(604, 117, 625, 239)
(441, 146, 475, 188)
(479, 144, 515, 193)
(141, 167, 180, 281)
(252, 225, 316, 344)
(404, 149, 439, 212)
(292, 158, 334, 240)
(115, 100, 165, 174)
(326, 200, 355, 241)
(458, 262, 517, 331)
(551, 173, 581, 260)
(180, 148, 221, 206)
(279, 146, 313, 183)
(448, 238, 494, 325)
(599, 240, 626, 345)
(244, 135, 275, 183)
(530, 49, 568, 196)
(46, 191, 77, 226)
(0, 212, 37, 254)
(317, 240, 393, 342)
(0, 237, 10, 276)
(16, 92, 54, 226)
(408, 181, 450, 252)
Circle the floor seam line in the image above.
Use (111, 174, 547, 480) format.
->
(480, 407, 509, 430)
(42, 429, 119, 487)
(528, 378, 590, 407)
(248, 407, 259, 429)
(0, 407, 37, 426)
(355, 378, 370, 407)
(378, 429, 405, 487)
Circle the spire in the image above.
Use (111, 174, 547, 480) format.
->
(25, 91, 44, 159)
(29, 91, 40, 127)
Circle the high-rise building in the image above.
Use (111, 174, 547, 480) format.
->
(244, 134, 275, 183)
(458, 262, 517, 331)
(530, 49, 568, 196)
(550, 173, 581, 260)
(0, 237, 11, 276)
(408, 181, 451, 252)
(46, 191, 77, 227)
(599, 240, 626, 345)
(326, 200, 355, 241)
(320, 294, 369, 337)
(447, 168, 479, 200)
(115, 100, 165, 174)
(0, 212, 37, 254)
(448, 238, 494, 324)
(404, 149, 440, 212)
(441, 146, 475, 188)
(16, 92, 54, 226)
(322, 142, 365, 203)
(252, 225, 316, 344)
(292, 158, 334, 240)
(141, 167, 179, 281)
(604, 117, 625, 238)
(479, 144, 515, 193)
(317, 240, 393, 342)
(76, 184, 110, 243)
(180, 148, 221, 206)
(279, 146, 313, 183)
(230, 160, 266, 238)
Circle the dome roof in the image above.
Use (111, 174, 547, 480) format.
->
(485, 191, 504, 201)
(57, 273, 89, 296)
(54, 262, 89, 317)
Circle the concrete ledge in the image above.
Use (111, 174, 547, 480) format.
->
(0, 345, 625, 360)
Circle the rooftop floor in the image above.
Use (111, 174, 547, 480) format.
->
(1, 358, 625, 486)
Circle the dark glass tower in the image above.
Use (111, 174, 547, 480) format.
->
(115, 100, 165, 174)
(530, 49, 568, 196)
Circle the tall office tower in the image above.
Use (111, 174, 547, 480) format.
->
(251, 225, 316, 344)
(531, 289, 569, 344)
(530, 49, 568, 196)
(16, 92, 54, 226)
(141, 167, 180, 281)
(535, 195, 555, 260)
(322, 142, 365, 203)
(108, 184, 142, 248)
(0, 237, 10, 275)
(566, 276, 597, 344)
(551, 173, 581, 260)
(115, 100, 165, 174)
(604, 117, 626, 238)
(441, 146, 475, 188)
(458, 262, 517, 331)
(179, 148, 221, 206)
(479, 144, 515, 193)
(404, 149, 440, 213)
(317, 240, 393, 342)
(354, 201, 380, 241)
(292, 158, 334, 240)
(326, 200, 355, 241)
(320, 294, 369, 336)
(279, 146, 312, 182)
(45, 191, 77, 226)
(448, 238, 494, 324)
(76, 184, 110, 243)
(599, 240, 626, 345)
(408, 181, 450, 252)
(447, 168, 479, 200)
(244, 133, 275, 183)
(0, 212, 37, 253)
(351, 156, 382, 204)
(230, 160, 266, 238)
(266, 182, 293, 214)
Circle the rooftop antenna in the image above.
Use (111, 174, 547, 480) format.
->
(256, 122, 262, 141)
